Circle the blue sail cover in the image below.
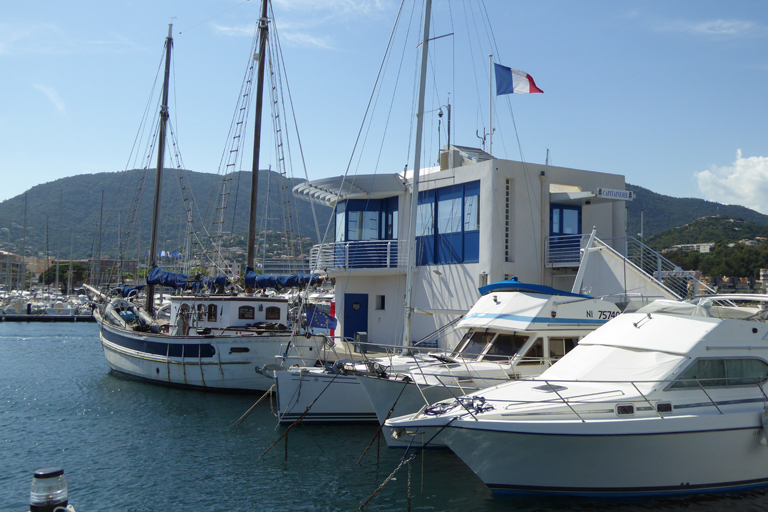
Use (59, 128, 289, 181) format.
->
(117, 284, 145, 298)
(243, 266, 322, 290)
(478, 276, 591, 298)
(147, 267, 222, 292)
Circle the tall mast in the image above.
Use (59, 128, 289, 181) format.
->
(146, 23, 173, 315)
(67, 227, 74, 296)
(402, 0, 432, 347)
(55, 188, 61, 292)
(246, 0, 270, 270)
(21, 193, 26, 291)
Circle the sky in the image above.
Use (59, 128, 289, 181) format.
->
(2, 0, 768, 213)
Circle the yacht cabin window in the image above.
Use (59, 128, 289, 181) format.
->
(265, 306, 281, 321)
(518, 338, 545, 365)
(197, 304, 206, 321)
(549, 337, 579, 360)
(669, 358, 768, 389)
(239, 306, 255, 320)
(207, 304, 217, 322)
(483, 334, 528, 362)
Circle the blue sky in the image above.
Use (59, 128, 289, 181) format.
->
(2, 0, 768, 213)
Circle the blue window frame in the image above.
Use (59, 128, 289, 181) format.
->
(416, 181, 480, 266)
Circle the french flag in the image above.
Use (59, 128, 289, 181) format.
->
(494, 63, 543, 95)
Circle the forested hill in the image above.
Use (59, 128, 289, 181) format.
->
(0, 169, 333, 260)
(625, 183, 768, 238)
(4, 172, 768, 261)
(645, 216, 768, 251)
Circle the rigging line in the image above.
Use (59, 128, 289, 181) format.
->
(448, 0, 455, 143)
(314, 0, 409, 277)
(460, 0, 486, 130)
(269, 30, 305, 268)
(176, 0, 252, 35)
(269, 5, 321, 245)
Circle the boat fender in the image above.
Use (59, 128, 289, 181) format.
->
(134, 307, 161, 334)
(761, 408, 768, 446)
(104, 301, 130, 329)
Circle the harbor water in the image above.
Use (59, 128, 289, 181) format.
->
(2, 322, 768, 511)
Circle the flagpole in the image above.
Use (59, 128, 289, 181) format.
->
(489, 54, 493, 156)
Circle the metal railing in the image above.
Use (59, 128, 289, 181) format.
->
(546, 234, 715, 299)
(424, 376, 768, 421)
(309, 240, 407, 271)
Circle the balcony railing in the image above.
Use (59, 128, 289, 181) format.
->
(310, 240, 407, 271)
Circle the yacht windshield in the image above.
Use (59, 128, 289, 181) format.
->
(452, 331, 495, 360)
(483, 334, 528, 362)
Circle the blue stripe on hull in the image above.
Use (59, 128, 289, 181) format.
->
(101, 325, 215, 358)
(489, 478, 768, 498)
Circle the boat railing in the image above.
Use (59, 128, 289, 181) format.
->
(309, 240, 407, 271)
(423, 376, 768, 421)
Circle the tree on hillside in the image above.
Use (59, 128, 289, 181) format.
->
(38, 262, 89, 287)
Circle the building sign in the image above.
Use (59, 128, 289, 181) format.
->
(596, 188, 633, 201)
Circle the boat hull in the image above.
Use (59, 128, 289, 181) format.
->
(357, 375, 458, 447)
(98, 316, 312, 392)
(275, 369, 377, 423)
(440, 413, 768, 497)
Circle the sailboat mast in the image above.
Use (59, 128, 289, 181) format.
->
(246, 0, 270, 270)
(403, 0, 432, 347)
(146, 23, 174, 315)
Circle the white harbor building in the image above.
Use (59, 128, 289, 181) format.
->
(293, 145, 632, 350)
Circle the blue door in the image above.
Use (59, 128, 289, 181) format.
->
(343, 293, 368, 340)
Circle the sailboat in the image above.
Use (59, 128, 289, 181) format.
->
(89, 9, 329, 392)
(273, 0, 440, 421)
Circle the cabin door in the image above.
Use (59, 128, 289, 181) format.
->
(343, 293, 368, 340)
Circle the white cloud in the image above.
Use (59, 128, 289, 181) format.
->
(33, 84, 66, 114)
(273, 0, 388, 16)
(656, 18, 762, 38)
(212, 19, 334, 49)
(0, 22, 139, 56)
(696, 150, 768, 214)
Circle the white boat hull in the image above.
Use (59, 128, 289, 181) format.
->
(357, 375, 458, 447)
(440, 412, 768, 496)
(275, 369, 377, 423)
(98, 317, 316, 392)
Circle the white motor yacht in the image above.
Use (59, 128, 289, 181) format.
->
(387, 295, 768, 497)
(357, 279, 621, 447)
(274, 278, 620, 424)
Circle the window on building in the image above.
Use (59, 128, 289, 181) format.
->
(464, 193, 480, 232)
(375, 295, 386, 310)
(416, 181, 480, 265)
(438, 196, 462, 234)
(335, 211, 345, 242)
(416, 202, 434, 236)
